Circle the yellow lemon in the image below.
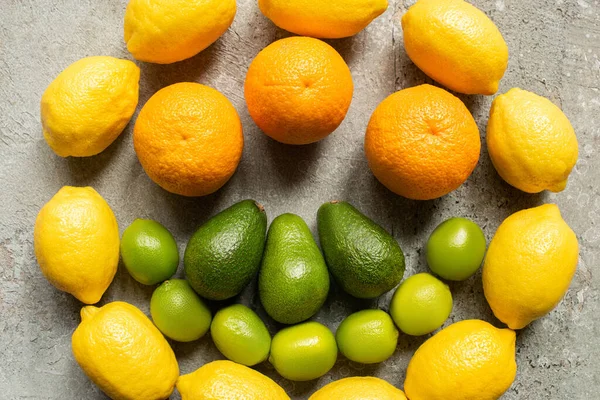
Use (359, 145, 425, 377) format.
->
(483, 204, 579, 329)
(41, 56, 139, 157)
(34, 186, 119, 304)
(72, 302, 179, 400)
(404, 319, 516, 400)
(310, 377, 407, 400)
(487, 88, 579, 193)
(124, 0, 236, 64)
(258, 0, 388, 39)
(177, 360, 290, 400)
(401, 0, 508, 95)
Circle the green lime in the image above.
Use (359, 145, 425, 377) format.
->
(210, 304, 271, 366)
(426, 217, 486, 281)
(389, 273, 452, 336)
(150, 279, 212, 342)
(335, 309, 398, 364)
(269, 321, 337, 381)
(121, 219, 179, 285)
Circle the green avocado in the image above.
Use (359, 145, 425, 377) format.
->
(184, 200, 267, 301)
(317, 201, 405, 299)
(259, 213, 330, 324)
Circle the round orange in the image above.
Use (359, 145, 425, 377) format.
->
(133, 82, 243, 197)
(365, 84, 480, 200)
(244, 36, 354, 145)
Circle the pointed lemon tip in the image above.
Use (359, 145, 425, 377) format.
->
(548, 179, 568, 193)
(505, 318, 530, 330)
(500, 327, 517, 341)
(483, 81, 500, 96)
(176, 374, 191, 397)
(80, 306, 99, 321)
(73, 290, 103, 305)
(535, 203, 562, 219)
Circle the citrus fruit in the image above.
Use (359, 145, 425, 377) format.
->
(310, 377, 407, 400)
(124, 0, 236, 64)
(41, 56, 139, 157)
(133, 82, 243, 197)
(401, 0, 508, 95)
(245, 37, 353, 145)
(404, 319, 517, 400)
(389, 273, 452, 336)
(483, 204, 579, 329)
(269, 321, 337, 381)
(487, 88, 579, 193)
(72, 302, 179, 400)
(34, 186, 119, 304)
(365, 84, 480, 200)
(335, 309, 398, 364)
(427, 217, 487, 281)
(150, 279, 212, 342)
(120, 219, 179, 285)
(177, 360, 290, 400)
(258, 0, 388, 39)
(210, 304, 271, 366)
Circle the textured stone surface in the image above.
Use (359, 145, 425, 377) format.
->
(1, 0, 599, 398)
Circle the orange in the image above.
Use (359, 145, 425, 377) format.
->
(133, 82, 243, 197)
(244, 37, 354, 145)
(365, 84, 480, 200)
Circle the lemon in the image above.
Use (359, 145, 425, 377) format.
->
(258, 0, 388, 39)
(34, 186, 119, 304)
(310, 377, 407, 400)
(41, 56, 139, 157)
(401, 0, 508, 95)
(150, 279, 212, 342)
(124, 0, 236, 64)
(487, 88, 579, 193)
(404, 319, 517, 400)
(483, 204, 579, 329)
(211, 304, 271, 366)
(335, 309, 398, 364)
(270, 321, 337, 381)
(121, 219, 179, 285)
(72, 302, 179, 400)
(389, 273, 453, 336)
(177, 360, 290, 400)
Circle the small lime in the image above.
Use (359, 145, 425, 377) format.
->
(211, 304, 271, 366)
(426, 217, 486, 281)
(121, 219, 179, 285)
(336, 309, 398, 364)
(150, 279, 212, 342)
(269, 321, 337, 381)
(389, 273, 452, 336)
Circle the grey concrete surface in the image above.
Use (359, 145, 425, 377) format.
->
(1, 0, 599, 398)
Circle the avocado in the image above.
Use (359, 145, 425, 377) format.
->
(317, 201, 405, 299)
(184, 200, 267, 301)
(259, 213, 330, 324)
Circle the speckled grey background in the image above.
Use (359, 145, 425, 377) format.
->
(1, 0, 599, 399)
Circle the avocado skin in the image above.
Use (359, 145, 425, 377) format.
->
(259, 213, 330, 324)
(184, 200, 267, 301)
(317, 201, 405, 299)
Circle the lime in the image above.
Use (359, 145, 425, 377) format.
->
(389, 273, 452, 336)
(336, 309, 398, 364)
(269, 321, 337, 381)
(121, 219, 179, 285)
(426, 217, 486, 281)
(211, 304, 271, 366)
(150, 279, 212, 342)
